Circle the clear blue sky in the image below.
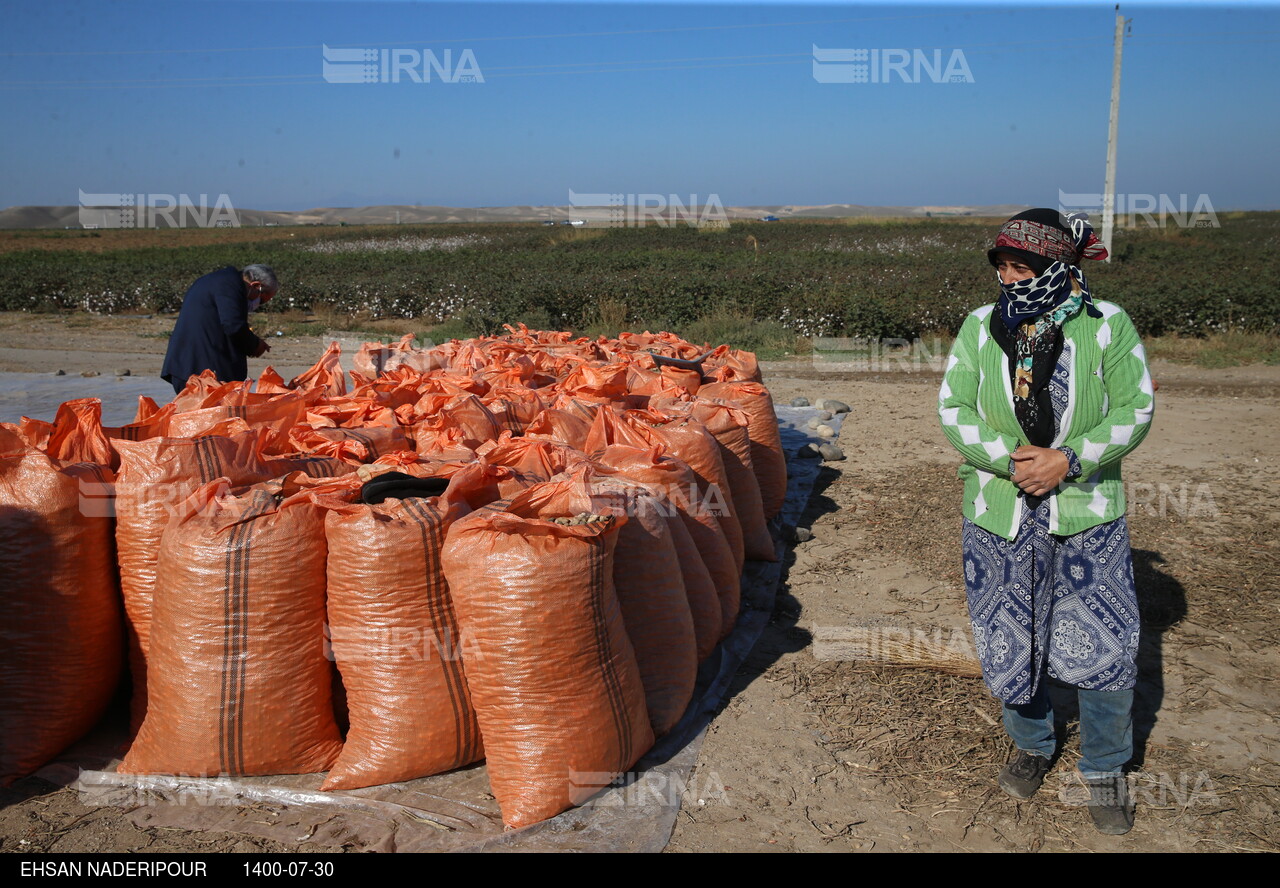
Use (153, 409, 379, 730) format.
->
(2, 0, 1277, 211)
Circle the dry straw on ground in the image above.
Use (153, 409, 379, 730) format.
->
(795, 461, 1280, 851)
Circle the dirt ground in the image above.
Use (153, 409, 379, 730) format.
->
(0, 313, 339, 381)
(664, 362, 1280, 853)
(1, 316, 1277, 854)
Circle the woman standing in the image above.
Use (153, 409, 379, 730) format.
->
(937, 209, 1155, 835)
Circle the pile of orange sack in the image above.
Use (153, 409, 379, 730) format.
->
(0, 326, 789, 829)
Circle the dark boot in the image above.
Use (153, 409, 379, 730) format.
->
(1086, 775, 1135, 835)
(998, 750, 1052, 799)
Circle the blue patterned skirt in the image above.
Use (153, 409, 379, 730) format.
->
(962, 501, 1140, 706)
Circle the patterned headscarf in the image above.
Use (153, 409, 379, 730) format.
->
(991, 210, 1108, 331)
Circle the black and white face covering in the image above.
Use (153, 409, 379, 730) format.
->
(996, 263, 1086, 331)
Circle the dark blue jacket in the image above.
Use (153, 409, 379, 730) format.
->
(161, 266, 262, 391)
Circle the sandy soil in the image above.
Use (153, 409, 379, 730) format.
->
(1, 318, 1277, 854)
(665, 364, 1280, 853)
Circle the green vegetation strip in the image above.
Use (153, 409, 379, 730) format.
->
(1, 217, 1276, 355)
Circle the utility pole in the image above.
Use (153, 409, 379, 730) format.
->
(1102, 5, 1130, 260)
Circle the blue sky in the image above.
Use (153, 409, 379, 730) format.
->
(2, 0, 1277, 211)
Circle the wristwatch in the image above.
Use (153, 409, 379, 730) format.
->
(1057, 446, 1082, 480)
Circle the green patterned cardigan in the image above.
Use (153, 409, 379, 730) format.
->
(938, 300, 1156, 541)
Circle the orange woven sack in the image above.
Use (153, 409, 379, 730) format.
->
(120, 479, 341, 777)
(318, 468, 487, 791)
(479, 355, 557, 391)
(523, 408, 593, 451)
(353, 333, 447, 379)
(169, 370, 230, 411)
(566, 469, 698, 736)
(474, 434, 583, 497)
(254, 367, 291, 395)
(559, 363, 631, 402)
(13, 416, 52, 451)
(482, 386, 549, 435)
(551, 395, 604, 426)
(288, 341, 347, 399)
(622, 364, 667, 398)
(132, 394, 168, 424)
(41, 398, 118, 470)
(642, 409, 745, 570)
(659, 364, 702, 396)
(348, 366, 428, 411)
(14, 400, 115, 467)
(698, 380, 787, 520)
(97, 396, 178, 445)
(702, 345, 763, 383)
(0, 428, 123, 785)
(264, 453, 358, 479)
(114, 430, 275, 732)
(166, 394, 306, 452)
(650, 332, 707, 360)
(659, 495, 723, 660)
(655, 396, 776, 563)
(407, 433, 482, 477)
(303, 397, 402, 432)
(440, 483, 653, 829)
(402, 394, 502, 450)
(589, 408, 746, 573)
(422, 372, 492, 398)
(288, 424, 410, 464)
(590, 443, 736, 644)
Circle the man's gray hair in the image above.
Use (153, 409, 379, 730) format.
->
(242, 264, 279, 293)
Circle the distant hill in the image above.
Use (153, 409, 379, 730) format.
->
(0, 202, 1031, 229)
